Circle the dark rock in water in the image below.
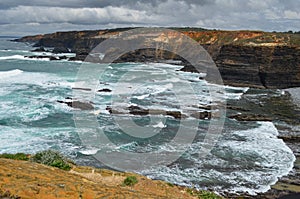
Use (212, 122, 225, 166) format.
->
(278, 193, 300, 199)
(74, 48, 90, 61)
(227, 105, 251, 112)
(278, 136, 300, 143)
(98, 89, 112, 92)
(105, 107, 125, 114)
(107, 105, 187, 119)
(128, 105, 149, 115)
(229, 114, 272, 121)
(190, 111, 212, 119)
(52, 47, 70, 54)
(68, 57, 77, 61)
(166, 111, 187, 119)
(72, 87, 92, 91)
(57, 100, 94, 110)
(223, 190, 298, 199)
(25, 55, 51, 59)
(31, 47, 47, 52)
(192, 104, 212, 110)
(25, 55, 68, 61)
(49, 56, 59, 61)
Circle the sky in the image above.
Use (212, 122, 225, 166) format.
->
(1, 0, 300, 36)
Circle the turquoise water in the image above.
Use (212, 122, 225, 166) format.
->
(0, 38, 296, 194)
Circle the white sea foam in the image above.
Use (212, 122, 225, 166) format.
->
(79, 149, 99, 155)
(0, 69, 23, 79)
(92, 109, 110, 115)
(153, 121, 166, 128)
(0, 69, 72, 89)
(138, 122, 295, 195)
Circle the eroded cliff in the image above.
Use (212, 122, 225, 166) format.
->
(14, 28, 300, 89)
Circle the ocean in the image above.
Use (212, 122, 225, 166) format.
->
(0, 38, 296, 195)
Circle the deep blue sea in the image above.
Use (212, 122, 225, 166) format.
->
(0, 38, 296, 195)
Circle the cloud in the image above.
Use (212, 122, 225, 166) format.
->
(0, 0, 299, 36)
(0, 6, 152, 25)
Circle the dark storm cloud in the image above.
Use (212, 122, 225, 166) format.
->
(0, 0, 299, 36)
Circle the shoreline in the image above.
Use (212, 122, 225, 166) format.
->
(1, 151, 299, 199)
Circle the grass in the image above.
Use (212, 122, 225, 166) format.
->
(0, 153, 29, 161)
(0, 190, 20, 199)
(122, 176, 138, 187)
(186, 188, 223, 199)
(30, 150, 73, 171)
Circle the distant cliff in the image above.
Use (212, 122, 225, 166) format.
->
(14, 28, 300, 89)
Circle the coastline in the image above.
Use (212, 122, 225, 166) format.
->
(1, 28, 299, 198)
(1, 155, 299, 199)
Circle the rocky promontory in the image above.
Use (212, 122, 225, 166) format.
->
(14, 28, 300, 89)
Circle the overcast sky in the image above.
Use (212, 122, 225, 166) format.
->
(1, 0, 300, 36)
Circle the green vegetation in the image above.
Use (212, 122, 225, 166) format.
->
(0, 150, 74, 171)
(0, 153, 29, 161)
(122, 176, 138, 187)
(186, 188, 223, 199)
(167, 182, 174, 187)
(30, 150, 73, 171)
(0, 190, 20, 199)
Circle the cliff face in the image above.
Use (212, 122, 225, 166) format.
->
(215, 45, 300, 88)
(14, 28, 300, 89)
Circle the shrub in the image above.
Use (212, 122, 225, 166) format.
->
(197, 190, 223, 199)
(0, 153, 29, 161)
(122, 176, 138, 186)
(186, 188, 223, 199)
(30, 150, 72, 171)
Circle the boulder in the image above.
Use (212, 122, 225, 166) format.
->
(31, 47, 47, 52)
(98, 89, 112, 92)
(52, 47, 70, 54)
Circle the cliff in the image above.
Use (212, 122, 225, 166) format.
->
(14, 28, 300, 89)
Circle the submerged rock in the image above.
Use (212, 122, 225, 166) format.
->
(190, 111, 212, 119)
(72, 87, 92, 91)
(57, 100, 94, 110)
(229, 114, 272, 121)
(106, 105, 188, 119)
(128, 105, 149, 115)
(25, 55, 68, 61)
